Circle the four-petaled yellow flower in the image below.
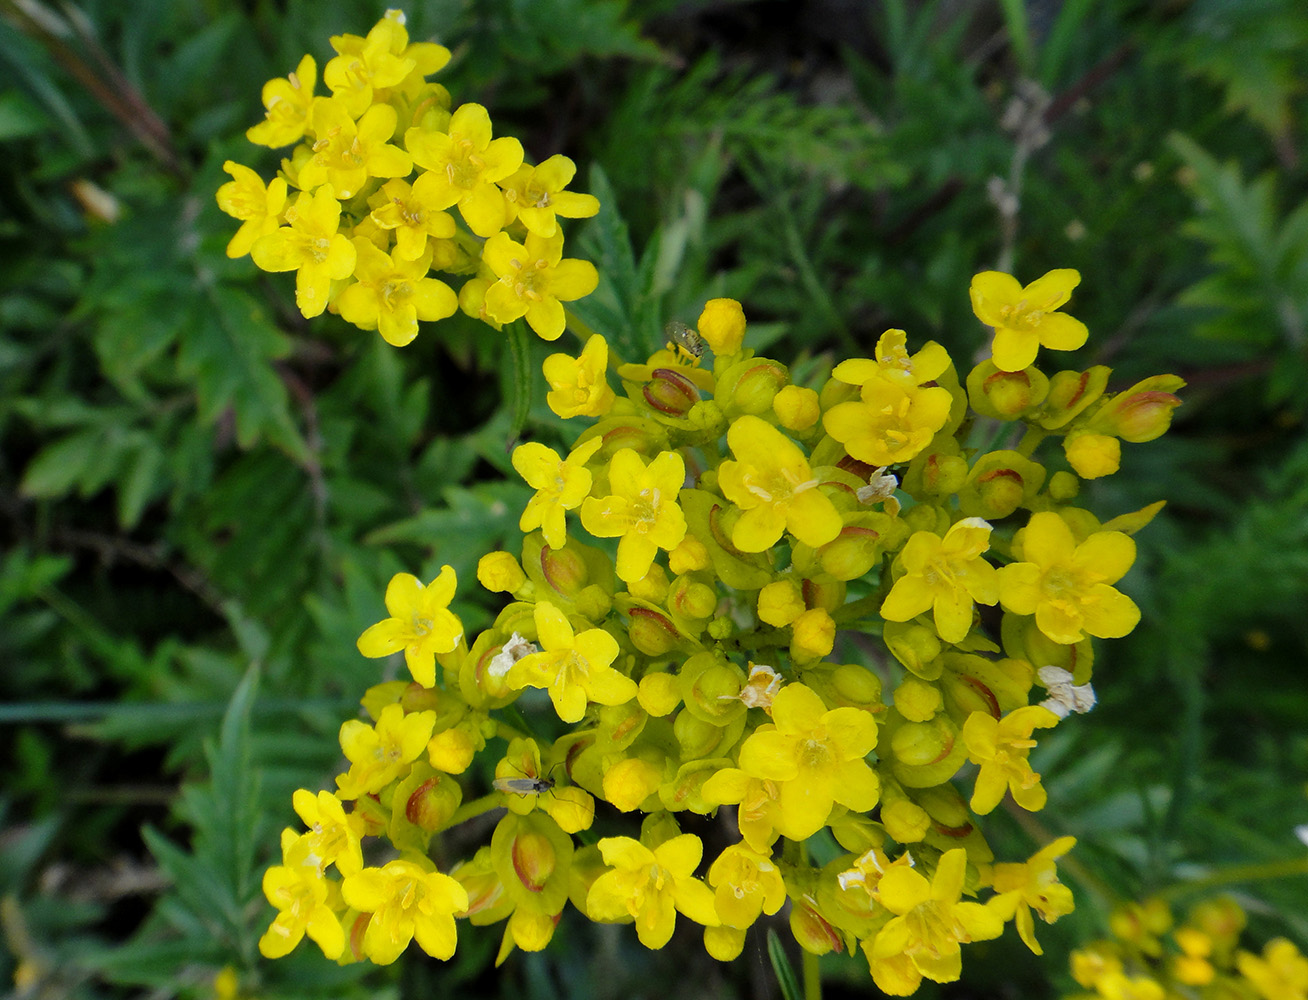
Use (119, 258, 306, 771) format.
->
(513, 436, 603, 550)
(368, 175, 458, 261)
(505, 601, 636, 723)
(988, 834, 1076, 954)
(287, 788, 364, 876)
(543, 335, 615, 418)
(482, 231, 600, 341)
(1237, 938, 1308, 1000)
(341, 857, 469, 964)
(880, 517, 1000, 644)
(336, 702, 436, 798)
(356, 567, 464, 686)
(251, 185, 356, 318)
(718, 415, 842, 552)
(298, 99, 413, 199)
(499, 154, 600, 238)
(324, 10, 446, 117)
(258, 856, 345, 960)
(822, 359, 953, 467)
(865, 848, 1004, 995)
(586, 834, 720, 949)
(247, 54, 317, 148)
(216, 161, 288, 258)
(580, 448, 687, 583)
(997, 511, 1140, 644)
(336, 239, 458, 346)
(405, 103, 524, 237)
(707, 841, 786, 930)
(962, 704, 1059, 814)
(970, 269, 1089, 373)
(733, 682, 879, 841)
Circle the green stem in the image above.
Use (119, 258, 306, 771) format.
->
(445, 792, 503, 829)
(830, 593, 884, 626)
(506, 320, 533, 447)
(803, 949, 822, 1000)
(1015, 424, 1048, 457)
(1153, 857, 1308, 902)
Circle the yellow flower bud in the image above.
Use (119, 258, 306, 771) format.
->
(966, 360, 1049, 419)
(1048, 470, 1079, 499)
(602, 756, 663, 811)
(697, 298, 746, 356)
(628, 564, 670, 604)
(883, 621, 943, 679)
(773, 384, 820, 431)
(1036, 366, 1111, 429)
(1088, 375, 1184, 442)
(894, 677, 942, 722)
(758, 579, 805, 627)
(478, 551, 526, 593)
(704, 925, 747, 961)
(668, 535, 710, 574)
(669, 576, 716, 622)
(1064, 431, 1121, 479)
(627, 606, 682, 656)
(790, 607, 835, 662)
(717, 358, 789, 416)
(880, 796, 932, 843)
(637, 672, 681, 717)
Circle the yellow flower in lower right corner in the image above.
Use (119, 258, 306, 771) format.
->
(864, 847, 1004, 996)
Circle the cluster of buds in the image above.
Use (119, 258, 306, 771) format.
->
(252, 250, 1185, 990)
(1065, 896, 1307, 1000)
(216, 9, 599, 346)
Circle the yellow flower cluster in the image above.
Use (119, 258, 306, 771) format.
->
(1065, 896, 1308, 1000)
(256, 255, 1185, 987)
(216, 10, 599, 346)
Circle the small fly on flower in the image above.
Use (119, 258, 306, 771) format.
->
(493, 761, 557, 797)
(665, 321, 705, 363)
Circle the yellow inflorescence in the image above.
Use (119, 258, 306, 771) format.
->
(1065, 896, 1308, 1000)
(237, 11, 1190, 994)
(217, 10, 599, 346)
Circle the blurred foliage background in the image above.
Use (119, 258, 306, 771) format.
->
(1, 0, 1306, 997)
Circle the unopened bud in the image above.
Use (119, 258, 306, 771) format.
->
(627, 606, 682, 656)
(1037, 366, 1111, 429)
(719, 358, 789, 416)
(697, 298, 747, 356)
(1064, 431, 1121, 479)
(967, 360, 1049, 419)
(642, 367, 701, 416)
(602, 756, 663, 812)
(1090, 375, 1184, 442)
(510, 829, 557, 891)
(773, 384, 821, 430)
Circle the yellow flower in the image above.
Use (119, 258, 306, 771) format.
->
(215, 161, 287, 259)
(246, 54, 317, 148)
(969, 269, 1088, 373)
(368, 175, 458, 261)
(997, 511, 1140, 644)
(988, 835, 1076, 954)
(336, 240, 458, 346)
(717, 415, 842, 552)
(288, 788, 364, 876)
(341, 857, 468, 964)
(880, 518, 1000, 644)
(580, 448, 687, 583)
(962, 705, 1059, 814)
(482, 231, 599, 341)
(698, 768, 786, 853)
(543, 335, 615, 418)
(513, 436, 603, 550)
(586, 834, 720, 949)
(864, 848, 1004, 995)
(733, 682, 879, 841)
(831, 329, 951, 389)
(499, 154, 600, 237)
(1238, 938, 1308, 1000)
(250, 185, 356, 318)
(356, 568, 463, 685)
(405, 103, 523, 237)
(505, 601, 636, 722)
(707, 842, 786, 929)
(822, 366, 953, 468)
(336, 703, 436, 798)
(298, 98, 413, 199)
(258, 858, 344, 960)
(1095, 972, 1166, 1000)
(324, 10, 445, 117)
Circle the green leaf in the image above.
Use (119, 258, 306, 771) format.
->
(766, 928, 803, 1000)
(0, 89, 50, 141)
(19, 428, 103, 498)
